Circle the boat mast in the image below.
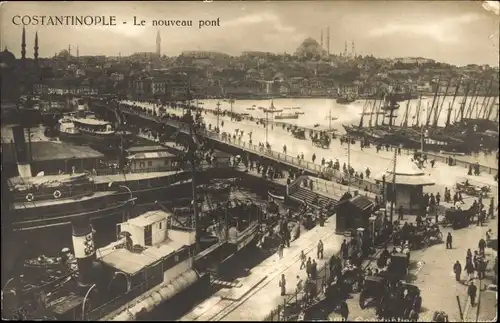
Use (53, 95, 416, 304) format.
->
(426, 76, 441, 126)
(359, 100, 369, 128)
(401, 90, 412, 128)
(477, 78, 494, 118)
(485, 96, 498, 120)
(414, 93, 423, 127)
(465, 80, 480, 119)
(374, 97, 384, 126)
(457, 81, 472, 123)
(433, 78, 452, 127)
(368, 99, 376, 127)
(446, 76, 462, 128)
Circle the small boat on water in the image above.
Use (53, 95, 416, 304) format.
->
(336, 97, 356, 104)
(275, 112, 299, 120)
(330, 117, 338, 121)
(263, 108, 283, 113)
(294, 111, 305, 115)
(246, 107, 255, 111)
(440, 150, 466, 156)
(291, 107, 301, 110)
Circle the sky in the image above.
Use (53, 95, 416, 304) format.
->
(1, 1, 499, 66)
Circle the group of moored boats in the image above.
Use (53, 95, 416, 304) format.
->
(342, 81, 499, 153)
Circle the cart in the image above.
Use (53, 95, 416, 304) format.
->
(442, 207, 473, 229)
(387, 253, 409, 280)
(359, 276, 388, 309)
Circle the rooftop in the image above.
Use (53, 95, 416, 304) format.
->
(127, 151, 176, 160)
(127, 210, 171, 228)
(126, 145, 170, 154)
(98, 229, 194, 275)
(376, 158, 435, 186)
(1, 141, 104, 163)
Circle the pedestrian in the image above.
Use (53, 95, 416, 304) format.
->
(446, 233, 453, 249)
(478, 238, 486, 255)
(453, 261, 462, 282)
(296, 275, 303, 293)
(312, 153, 316, 163)
(311, 259, 318, 280)
(467, 281, 477, 307)
(300, 250, 307, 270)
(340, 239, 348, 264)
(278, 243, 284, 259)
(398, 205, 404, 221)
(436, 192, 441, 206)
(317, 240, 324, 259)
(339, 300, 349, 321)
(279, 274, 286, 296)
(306, 257, 312, 278)
(477, 259, 486, 280)
(465, 260, 475, 281)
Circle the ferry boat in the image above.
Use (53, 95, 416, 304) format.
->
(5, 172, 136, 231)
(274, 112, 299, 120)
(57, 117, 80, 142)
(70, 116, 123, 150)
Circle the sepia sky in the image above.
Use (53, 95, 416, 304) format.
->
(1, 1, 499, 66)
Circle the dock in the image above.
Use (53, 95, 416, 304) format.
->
(180, 216, 343, 321)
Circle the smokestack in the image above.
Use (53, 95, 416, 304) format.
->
(72, 217, 97, 288)
(326, 26, 330, 55)
(11, 125, 32, 178)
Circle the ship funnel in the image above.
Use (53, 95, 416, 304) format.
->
(72, 217, 97, 290)
(11, 125, 32, 178)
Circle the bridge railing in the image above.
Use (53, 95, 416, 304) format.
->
(116, 103, 498, 174)
(113, 106, 497, 188)
(301, 175, 382, 201)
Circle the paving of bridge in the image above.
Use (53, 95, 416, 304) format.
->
(92, 102, 498, 195)
(94, 103, 379, 193)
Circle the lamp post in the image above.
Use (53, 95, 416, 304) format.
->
(216, 101, 221, 131)
(265, 110, 269, 145)
(81, 283, 97, 320)
(229, 98, 234, 121)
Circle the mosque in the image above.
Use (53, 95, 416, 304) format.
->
(0, 26, 40, 104)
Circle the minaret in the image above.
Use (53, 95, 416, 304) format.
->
(77, 45, 79, 58)
(156, 30, 161, 56)
(344, 40, 348, 57)
(320, 29, 323, 48)
(68, 44, 71, 56)
(34, 31, 39, 62)
(326, 26, 330, 55)
(21, 26, 26, 60)
(351, 40, 355, 58)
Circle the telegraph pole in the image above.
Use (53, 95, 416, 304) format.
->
(390, 148, 397, 224)
(265, 110, 269, 144)
(216, 101, 221, 130)
(329, 108, 332, 131)
(347, 134, 351, 192)
(229, 98, 234, 121)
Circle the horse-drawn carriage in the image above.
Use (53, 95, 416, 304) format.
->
(312, 136, 331, 149)
(456, 181, 491, 197)
(359, 275, 388, 309)
(441, 205, 474, 229)
(378, 283, 421, 320)
(292, 128, 306, 140)
(412, 223, 443, 247)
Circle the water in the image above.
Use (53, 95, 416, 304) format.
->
(127, 97, 498, 168)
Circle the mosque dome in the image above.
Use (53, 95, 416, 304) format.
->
(295, 37, 326, 57)
(0, 48, 16, 68)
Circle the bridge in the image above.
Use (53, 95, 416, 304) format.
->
(92, 101, 382, 194)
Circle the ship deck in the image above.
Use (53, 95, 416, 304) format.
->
(92, 170, 180, 184)
(12, 191, 116, 210)
(180, 215, 343, 321)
